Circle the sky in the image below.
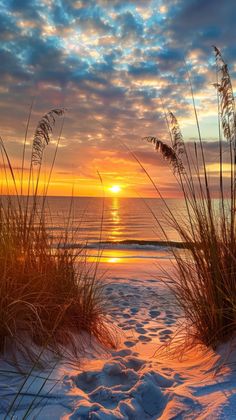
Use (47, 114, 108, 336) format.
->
(0, 0, 236, 197)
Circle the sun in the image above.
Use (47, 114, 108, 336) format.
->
(109, 185, 121, 194)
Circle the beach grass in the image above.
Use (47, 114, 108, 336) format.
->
(0, 108, 115, 364)
(145, 47, 236, 349)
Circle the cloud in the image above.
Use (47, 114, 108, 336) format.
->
(0, 0, 235, 195)
(117, 10, 143, 40)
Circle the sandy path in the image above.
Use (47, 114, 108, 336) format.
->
(1, 272, 236, 419)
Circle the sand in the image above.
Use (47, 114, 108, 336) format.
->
(1, 263, 236, 419)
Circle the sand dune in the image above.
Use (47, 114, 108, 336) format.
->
(1, 273, 236, 419)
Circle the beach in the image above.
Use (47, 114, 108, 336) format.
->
(1, 241, 236, 419)
(1, 0, 236, 416)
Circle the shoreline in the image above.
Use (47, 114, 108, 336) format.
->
(1, 260, 236, 419)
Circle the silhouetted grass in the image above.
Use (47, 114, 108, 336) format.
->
(0, 108, 115, 363)
(145, 47, 236, 349)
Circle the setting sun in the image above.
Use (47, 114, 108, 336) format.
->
(109, 185, 121, 194)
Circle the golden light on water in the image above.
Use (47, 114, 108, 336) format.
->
(107, 257, 122, 263)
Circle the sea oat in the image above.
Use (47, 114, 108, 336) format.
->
(32, 108, 64, 166)
(144, 136, 185, 174)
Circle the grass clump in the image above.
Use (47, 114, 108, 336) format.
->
(0, 108, 115, 362)
(145, 47, 236, 349)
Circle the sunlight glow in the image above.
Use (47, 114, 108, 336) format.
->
(107, 257, 122, 264)
(109, 185, 121, 194)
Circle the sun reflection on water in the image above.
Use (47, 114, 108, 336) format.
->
(107, 257, 122, 264)
(109, 197, 121, 240)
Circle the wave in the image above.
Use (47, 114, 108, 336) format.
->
(58, 239, 188, 250)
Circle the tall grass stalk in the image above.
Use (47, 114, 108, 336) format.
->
(0, 107, 115, 366)
(145, 47, 236, 349)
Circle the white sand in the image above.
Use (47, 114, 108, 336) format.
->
(1, 266, 236, 419)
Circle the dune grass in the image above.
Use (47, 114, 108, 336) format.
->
(145, 47, 236, 349)
(0, 108, 115, 363)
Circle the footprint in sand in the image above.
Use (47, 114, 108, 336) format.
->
(136, 322, 144, 327)
(130, 307, 139, 315)
(124, 340, 136, 348)
(149, 310, 161, 318)
(160, 329, 172, 335)
(126, 320, 136, 325)
(139, 335, 151, 342)
(135, 327, 147, 334)
(124, 356, 145, 371)
(166, 319, 175, 326)
(75, 371, 99, 392)
(112, 349, 132, 357)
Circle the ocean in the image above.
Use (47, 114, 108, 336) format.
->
(2, 195, 187, 276)
(45, 196, 185, 244)
(42, 196, 186, 275)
